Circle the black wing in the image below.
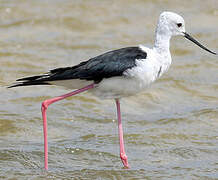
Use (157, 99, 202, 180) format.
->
(9, 47, 147, 88)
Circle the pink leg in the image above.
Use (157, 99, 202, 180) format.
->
(41, 83, 95, 170)
(115, 99, 129, 168)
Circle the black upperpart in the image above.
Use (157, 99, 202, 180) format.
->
(9, 47, 147, 88)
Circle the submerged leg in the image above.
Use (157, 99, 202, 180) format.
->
(42, 83, 95, 170)
(115, 99, 129, 168)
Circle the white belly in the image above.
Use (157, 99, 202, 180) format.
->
(49, 79, 93, 89)
(50, 76, 153, 99)
(91, 76, 153, 99)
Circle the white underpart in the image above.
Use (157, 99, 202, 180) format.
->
(49, 79, 93, 89)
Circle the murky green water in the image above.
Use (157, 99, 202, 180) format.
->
(0, 0, 218, 179)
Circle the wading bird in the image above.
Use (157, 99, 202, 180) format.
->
(9, 11, 216, 170)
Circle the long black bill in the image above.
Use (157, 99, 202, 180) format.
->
(184, 32, 216, 55)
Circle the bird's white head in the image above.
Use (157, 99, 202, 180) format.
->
(157, 11, 185, 37)
(155, 11, 216, 55)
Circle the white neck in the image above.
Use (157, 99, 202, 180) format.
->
(153, 31, 171, 54)
(152, 27, 172, 76)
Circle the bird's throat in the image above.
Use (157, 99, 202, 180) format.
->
(153, 32, 171, 54)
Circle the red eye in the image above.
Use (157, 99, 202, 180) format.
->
(177, 23, 182, 27)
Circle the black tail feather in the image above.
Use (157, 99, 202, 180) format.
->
(8, 73, 51, 88)
(8, 81, 50, 88)
(16, 74, 50, 81)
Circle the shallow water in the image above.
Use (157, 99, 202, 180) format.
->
(0, 0, 218, 179)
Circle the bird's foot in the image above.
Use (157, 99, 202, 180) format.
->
(120, 153, 129, 168)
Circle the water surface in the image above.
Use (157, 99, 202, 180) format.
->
(0, 0, 218, 179)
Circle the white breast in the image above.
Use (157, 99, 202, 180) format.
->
(124, 46, 162, 86)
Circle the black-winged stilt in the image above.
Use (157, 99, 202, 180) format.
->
(9, 11, 216, 170)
